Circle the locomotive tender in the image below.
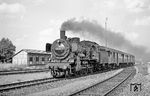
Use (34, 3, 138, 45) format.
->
(47, 30, 135, 78)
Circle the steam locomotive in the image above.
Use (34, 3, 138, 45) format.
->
(46, 30, 135, 78)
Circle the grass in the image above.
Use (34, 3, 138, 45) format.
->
(136, 63, 148, 75)
(0, 63, 48, 71)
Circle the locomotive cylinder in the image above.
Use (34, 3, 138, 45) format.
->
(60, 30, 66, 39)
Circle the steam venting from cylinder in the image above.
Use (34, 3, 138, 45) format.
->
(46, 43, 51, 52)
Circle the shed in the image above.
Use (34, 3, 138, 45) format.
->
(12, 49, 51, 66)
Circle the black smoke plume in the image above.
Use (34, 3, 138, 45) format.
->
(61, 18, 150, 62)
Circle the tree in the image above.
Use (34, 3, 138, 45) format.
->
(0, 38, 16, 63)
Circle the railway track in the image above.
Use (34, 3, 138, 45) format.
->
(0, 69, 116, 93)
(69, 67, 136, 96)
(0, 77, 62, 92)
(0, 69, 49, 75)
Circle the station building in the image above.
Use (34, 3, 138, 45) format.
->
(12, 49, 51, 66)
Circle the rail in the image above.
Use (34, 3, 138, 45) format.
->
(69, 67, 135, 96)
(0, 77, 61, 92)
(0, 69, 49, 75)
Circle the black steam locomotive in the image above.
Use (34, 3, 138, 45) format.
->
(46, 30, 135, 78)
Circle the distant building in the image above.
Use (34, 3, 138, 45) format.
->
(12, 49, 51, 66)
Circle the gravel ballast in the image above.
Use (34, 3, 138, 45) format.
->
(28, 69, 123, 96)
(118, 64, 150, 96)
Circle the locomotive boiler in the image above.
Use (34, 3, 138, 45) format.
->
(47, 30, 135, 78)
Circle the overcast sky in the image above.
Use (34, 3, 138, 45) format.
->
(0, 0, 150, 55)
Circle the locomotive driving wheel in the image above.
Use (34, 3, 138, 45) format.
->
(51, 70, 57, 78)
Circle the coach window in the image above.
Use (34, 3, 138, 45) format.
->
(108, 51, 112, 57)
(108, 51, 110, 57)
(29, 57, 33, 61)
(113, 52, 115, 58)
(121, 54, 124, 58)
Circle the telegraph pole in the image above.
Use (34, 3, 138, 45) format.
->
(105, 17, 108, 47)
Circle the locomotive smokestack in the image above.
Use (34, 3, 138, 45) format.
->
(60, 30, 66, 39)
(46, 43, 51, 52)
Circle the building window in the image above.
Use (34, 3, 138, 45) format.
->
(36, 57, 39, 62)
(29, 57, 33, 61)
(42, 57, 45, 61)
(108, 52, 111, 57)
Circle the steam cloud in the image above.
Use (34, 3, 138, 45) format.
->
(61, 18, 150, 62)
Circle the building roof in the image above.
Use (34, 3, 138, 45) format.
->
(22, 49, 51, 55)
(13, 49, 51, 58)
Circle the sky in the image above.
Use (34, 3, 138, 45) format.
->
(0, 0, 150, 61)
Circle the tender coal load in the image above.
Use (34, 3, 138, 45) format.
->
(46, 43, 51, 52)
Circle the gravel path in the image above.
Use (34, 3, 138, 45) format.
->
(28, 69, 123, 96)
(0, 71, 52, 85)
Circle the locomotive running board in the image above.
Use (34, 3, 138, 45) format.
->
(47, 62, 71, 68)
